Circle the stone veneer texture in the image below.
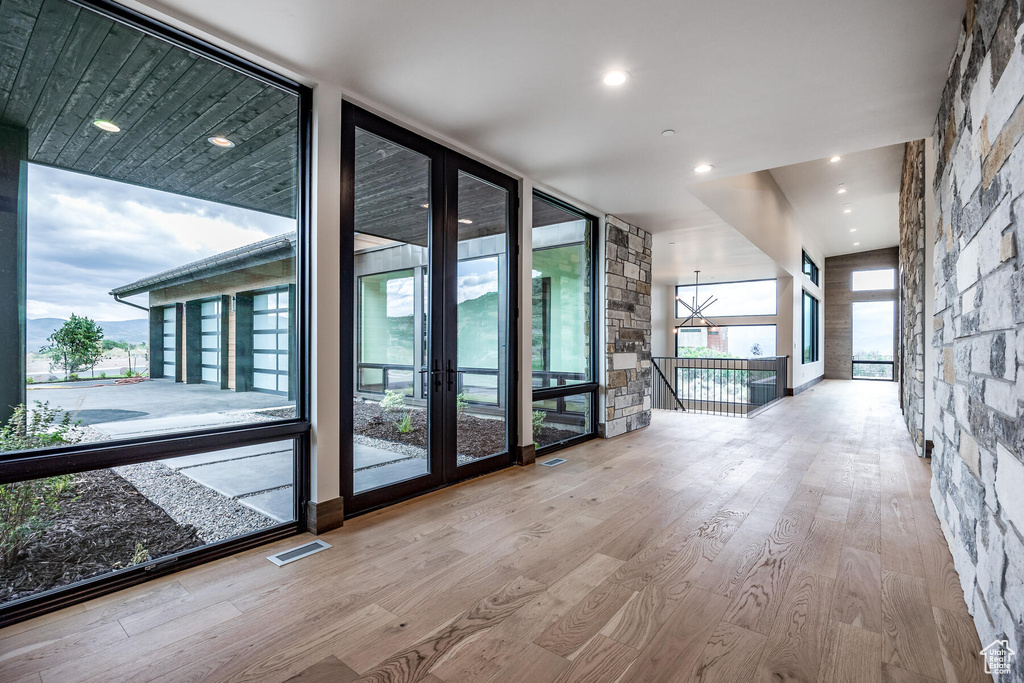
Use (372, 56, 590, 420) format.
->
(931, 0, 1024, 676)
(899, 139, 927, 456)
(603, 215, 652, 438)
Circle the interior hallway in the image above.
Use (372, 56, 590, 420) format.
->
(0, 381, 985, 683)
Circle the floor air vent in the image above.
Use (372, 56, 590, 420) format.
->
(540, 458, 567, 467)
(267, 539, 332, 566)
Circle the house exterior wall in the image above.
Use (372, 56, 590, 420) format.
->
(602, 214, 652, 438)
(930, 0, 1024, 674)
(148, 259, 294, 391)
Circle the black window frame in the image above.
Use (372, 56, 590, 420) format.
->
(0, 0, 312, 628)
(802, 290, 820, 364)
(530, 191, 599, 456)
(674, 278, 778, 318)
(802, 250, 819, 286)
(674, 323, 779, 359)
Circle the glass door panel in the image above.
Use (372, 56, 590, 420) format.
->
(352, 127, 435, 494)
(453, 170, 510, 466)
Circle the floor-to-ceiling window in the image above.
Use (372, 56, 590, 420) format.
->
(853, 301, 896, 379)
(531, 193, 597, 452)
(0, 0, 309, 626)
(803, 291, 820, 363)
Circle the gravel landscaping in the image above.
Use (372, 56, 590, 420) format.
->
(114, 461, 277, 543)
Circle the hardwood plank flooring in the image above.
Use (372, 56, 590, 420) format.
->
(0, 381, 986, 682)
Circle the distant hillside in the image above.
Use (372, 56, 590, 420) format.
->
(27, 318, 148, 353)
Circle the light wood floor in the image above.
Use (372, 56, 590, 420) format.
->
(0, 380, 988, 683)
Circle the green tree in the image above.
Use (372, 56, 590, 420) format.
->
(40, 315, 104, 377)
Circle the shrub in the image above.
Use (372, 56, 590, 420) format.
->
(379, 390, 406, 413)
(25, 377, 33, 384)
(67, 373, 79, 381)
(456, 392, 469, 416)
(396, 411, 413, 434)
(98, 372, 107, 379)
(532, 410, 547, 434)
(0, 403, 80, 570)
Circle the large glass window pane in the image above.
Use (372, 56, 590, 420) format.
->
(676, 325, 777, 358)
(802, 291, 820, 363)
(0, 439, 295, 610)
(4, 0, 302, 453)
(352, 128, 431, 493)
(532, 394, 592, 449)
(853, 301, 895, 379)
(531, 195, 592, 389)
(675, 279, 777, 318)
(852, 269, 895, 291)
(456, 172, 509, 463)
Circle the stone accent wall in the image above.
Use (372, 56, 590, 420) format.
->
(931, 0, 1024, 675)
(899, 139, 927, 456)
(602, 215, 652, 438)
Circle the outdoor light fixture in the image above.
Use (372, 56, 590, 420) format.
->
(93, 120, 120, 132)
(674, 270, 717, 328)
(602, 70, 629, 86)
(458, 218, 473, 224)
(830, 155, 842, 163)
(208, 136, 235, 148)
(420, 203, 429, 208)
(694, 164, 713, 174)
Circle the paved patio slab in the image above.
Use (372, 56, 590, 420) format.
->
(163, 443, 291, 469)
(240, 487, 294, 523)
(354, 457, 428, 494)
(181, 452, 293, 498)
(354, 443, 415, 469)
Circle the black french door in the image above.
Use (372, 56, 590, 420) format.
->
(341, 103, 518, 515)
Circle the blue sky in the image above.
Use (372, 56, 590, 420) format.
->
(26, 164, 294, 321)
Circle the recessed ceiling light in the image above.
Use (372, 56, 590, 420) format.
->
(458, 218, 473, 224)
(844, 208, 852, 214)
(668, 242, 676, 245)
(853, 242, 860, 246)
(694, 164, 713, 174)
(830, 155, 842, 163)
(837, 185, 847, 194)
(93, 120, 120, 132)
(662, 129, 675, 137)
(850, 228, 857, 232)
(602, 70, 629, 86)
(208, 136, 235, 148)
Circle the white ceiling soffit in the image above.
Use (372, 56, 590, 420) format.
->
(769, 144, 906, 258)
(650, 221, 781, 287)
(132, 0, 963, 234)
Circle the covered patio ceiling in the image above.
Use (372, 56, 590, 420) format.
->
(0, 0, 299, 218)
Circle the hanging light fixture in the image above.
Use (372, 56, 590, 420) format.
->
(673, 270, 717, 332)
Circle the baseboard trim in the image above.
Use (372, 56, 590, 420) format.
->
(788, 375, 823, 396)
(516, 443, 536, 466)
(306, 497, 344, 535)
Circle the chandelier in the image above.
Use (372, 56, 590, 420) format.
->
(674, 270, 717, 330)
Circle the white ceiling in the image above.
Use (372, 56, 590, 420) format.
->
(770, 144, 906, 258)
(129, 0, 962, 241)
(650, 221, 780, 287)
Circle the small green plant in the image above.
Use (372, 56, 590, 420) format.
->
(379, 389, 406, 413)
(0, 402, 81, 570)
(67, 373, 79, 381)
(456, 392, 469, 416)
(532, 409, 547, 434)
(98, 371, 107, 379)
(25, 376, 33, 384)
(115, 542, 150, 569)
(396, 411, 414, 434)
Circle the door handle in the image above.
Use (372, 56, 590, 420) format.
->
(419, 361, 443, 391)
(446, 360, 465, 390)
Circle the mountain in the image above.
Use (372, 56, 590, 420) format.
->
(27, 318, 149, 353)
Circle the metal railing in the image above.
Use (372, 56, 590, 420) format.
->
(652, 356, 788, 417)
